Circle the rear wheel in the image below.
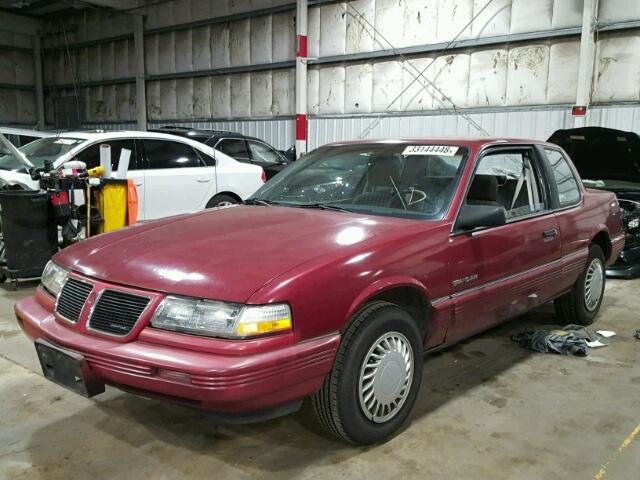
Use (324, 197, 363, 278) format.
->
(555, 244, 606, 326)
(205, 194, 239, 208)
(312, 301, 423, 445)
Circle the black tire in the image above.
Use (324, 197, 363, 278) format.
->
(555, 244, 606, 326)
(205, 194, 239, 208)
(312, 301, 423, 445)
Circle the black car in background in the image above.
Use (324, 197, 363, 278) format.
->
(151, 126, 293, 180)
(548, 126, 640, 278)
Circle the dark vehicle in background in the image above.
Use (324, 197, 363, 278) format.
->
(152, 126, 292, 180)
(548, 127, 640, 278)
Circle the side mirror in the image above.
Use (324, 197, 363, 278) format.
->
(455, 204, 507, 232)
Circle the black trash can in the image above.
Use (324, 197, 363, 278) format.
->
(0, 190, 58, 277)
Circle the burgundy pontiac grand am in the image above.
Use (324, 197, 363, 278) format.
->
(16, 138, 624, 445)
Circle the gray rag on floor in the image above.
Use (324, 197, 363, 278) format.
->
(511, 324, 599, 356)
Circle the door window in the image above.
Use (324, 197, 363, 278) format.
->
(544, 148, 581, 208)
(75, 139, 139, 170)
(216, 139, 250, 160)
(248, 141, 282, 164)
(474, 151, 546, 220)
(143, 140, 202, 169)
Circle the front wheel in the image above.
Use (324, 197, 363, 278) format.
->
(205, 194, 239, 208)
(555, 244, 606, 326)
(312, 301, 423, 445)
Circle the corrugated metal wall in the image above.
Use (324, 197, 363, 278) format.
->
(82, 104, 640, 151)
(21, 0, 640, 148)
(308, 104, 640, 149)
(0, 31, 36, 124)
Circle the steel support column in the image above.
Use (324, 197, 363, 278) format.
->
(575, 0, 598, 128)
(295, 0, 308, 158)
(33, 34, 45, 128)
(134, 13, 147, 131)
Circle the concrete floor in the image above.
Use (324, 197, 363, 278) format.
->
(1, 280, 639, 480)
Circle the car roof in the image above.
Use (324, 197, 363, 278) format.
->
(47, 130, 220, 168)
(325, 137, 560, 149)
(48, 130, 217, 142)
(150, 127, 263, 143)
(0, 127, 53, 137)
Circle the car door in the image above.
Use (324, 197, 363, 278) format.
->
(75, 139, 145, 221)
(542, 146, 589, 291)
(215, 138, 251, 163)
(247, 140, 287, 179)
(445, 146, 562, 342)
(142, 139, 216, 220)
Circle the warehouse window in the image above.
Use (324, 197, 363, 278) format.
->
(216, 139, 250, 160)
(545, 148, 581, 208)
(143, 140, 202, 169)
(248, 141, 282, 164)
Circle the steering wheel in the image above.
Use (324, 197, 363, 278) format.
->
(394, 187, 435, 211)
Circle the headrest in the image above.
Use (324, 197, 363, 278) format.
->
(468, 174, 498, 203)
(367, 157, 401, 186)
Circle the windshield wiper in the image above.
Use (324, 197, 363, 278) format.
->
(244, 198, 279, 206)
(294, 202, 352, 213)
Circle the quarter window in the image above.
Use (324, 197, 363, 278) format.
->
(143, 140, 202, 169)
(545, 148, 581, 208)
(248, 141, 282, 164)
(473, 151, 546, 219)
(216, 139, 249, 160)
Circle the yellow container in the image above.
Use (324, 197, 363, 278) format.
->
(95, 182, 127, 233)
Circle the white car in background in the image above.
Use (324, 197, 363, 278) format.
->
(0, 130, 265, 221)
(0, 127, 53, 147)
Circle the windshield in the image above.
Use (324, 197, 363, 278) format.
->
(250, 143, 468, 219)
(17, 137, 85, 169)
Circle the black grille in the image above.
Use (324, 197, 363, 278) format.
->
(56, 279, 93, 322)
(88, 290, 150, 336)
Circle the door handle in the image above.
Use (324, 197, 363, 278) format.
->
(543, 228, 558, 241)
(196, 177, 211, 183)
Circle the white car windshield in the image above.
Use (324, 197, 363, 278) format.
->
(17, 137, 85, 169)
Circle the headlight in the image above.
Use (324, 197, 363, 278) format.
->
(41, 261, 69, 296)
(150, 296, 292, 339)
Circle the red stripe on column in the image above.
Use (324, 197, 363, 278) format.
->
(296, 114, 307, 141)
(297, 35, 308, 58)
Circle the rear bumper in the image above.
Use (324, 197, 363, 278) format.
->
(15, 295, 339, 417)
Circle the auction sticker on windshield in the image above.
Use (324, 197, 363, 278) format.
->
(402, 145, 459, 156)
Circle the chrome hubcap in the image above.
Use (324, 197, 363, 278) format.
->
(584, 258, 604, 312)
(217, 201, 234, 207)
(358, 332, 414, 424)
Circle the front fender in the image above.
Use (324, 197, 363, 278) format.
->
(344, 275, 431, 323)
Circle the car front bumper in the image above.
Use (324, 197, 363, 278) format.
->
(15, 294, 340, 419)
(607, 243, 640, 279)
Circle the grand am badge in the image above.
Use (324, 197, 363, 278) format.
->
(452, 274, 479, 287)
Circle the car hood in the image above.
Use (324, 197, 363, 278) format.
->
(0, 132, 32, 171)
(55, 205, 416, 302)
(547, 127, 640, 183)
